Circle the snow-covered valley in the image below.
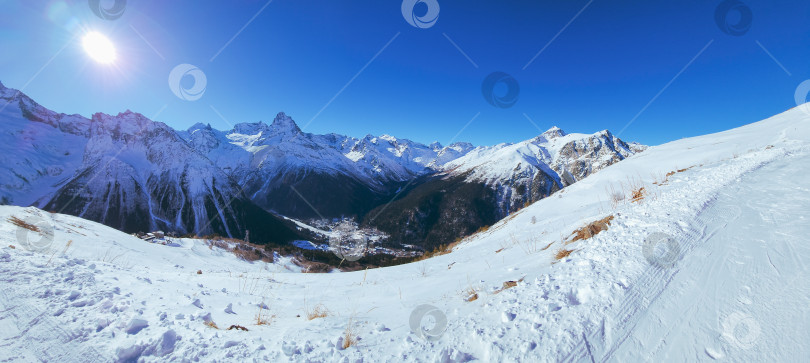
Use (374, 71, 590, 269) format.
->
(1, 105, 808, 361)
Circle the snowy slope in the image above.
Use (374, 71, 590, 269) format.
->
(1, 106, 807, 361)
(0, 83, 90, 207)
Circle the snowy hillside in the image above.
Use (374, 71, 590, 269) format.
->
(1, 105, 807, 361)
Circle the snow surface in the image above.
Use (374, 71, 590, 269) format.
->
(1, 106, 808, 361)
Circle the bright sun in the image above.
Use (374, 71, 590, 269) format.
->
(82, 32, 116, 64)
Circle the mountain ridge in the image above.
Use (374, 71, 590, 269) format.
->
(0, 81, 645, 248)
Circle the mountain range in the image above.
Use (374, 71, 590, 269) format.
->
(0, 81, 645, 248)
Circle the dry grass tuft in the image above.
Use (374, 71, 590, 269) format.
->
(463, 286, 479, 302)
(204, 320, 219, 329)
(8, 216, 39, 232)
(554, 248, 574, 260)
(306, 303, 330, 320)
(656, 166, 694, 186)
(493, 277, 525, 295)
(342, 319, 358, 349)
(569, 215, 614, 243)
(255, 303, 274, 326)
(227, 324, 249, 331)
(630, 187, 646, 203)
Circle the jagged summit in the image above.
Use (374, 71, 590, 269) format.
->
(542, 126, 566, 139)
(188, 122, 212, 132)
(90, 111, 154, 132)
(271, 111, 301, 133)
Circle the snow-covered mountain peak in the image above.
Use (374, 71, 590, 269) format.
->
(542, 126, 566, 139)
(271, 111, 302, 134)
(187, 122, 212, 133)
(90, 110, 156, 136)
(232, 121, 270, 136)
(379, 134, 397, 142)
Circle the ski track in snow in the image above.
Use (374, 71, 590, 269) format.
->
(0, 107, 808, 362)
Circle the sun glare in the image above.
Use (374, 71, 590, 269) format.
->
(82, 31, 116, 64)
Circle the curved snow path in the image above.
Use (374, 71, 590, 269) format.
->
(569, 151, 810, 362)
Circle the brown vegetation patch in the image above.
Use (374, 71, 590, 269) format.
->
(463, 286, 479, 302)
(569, 215, 614, 243)
(306, 304, 330, 320)
(554, 248, 574, 260)
(630, 187, 646, 203)
(416, 237, 465, 262)
(227, 325, 249, 331)
(294, 258, 333, 273)
(8, 216, 39, 232)
(493, 277, 525, 295)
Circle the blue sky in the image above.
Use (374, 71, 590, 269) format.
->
(1, 0, 809, 146)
